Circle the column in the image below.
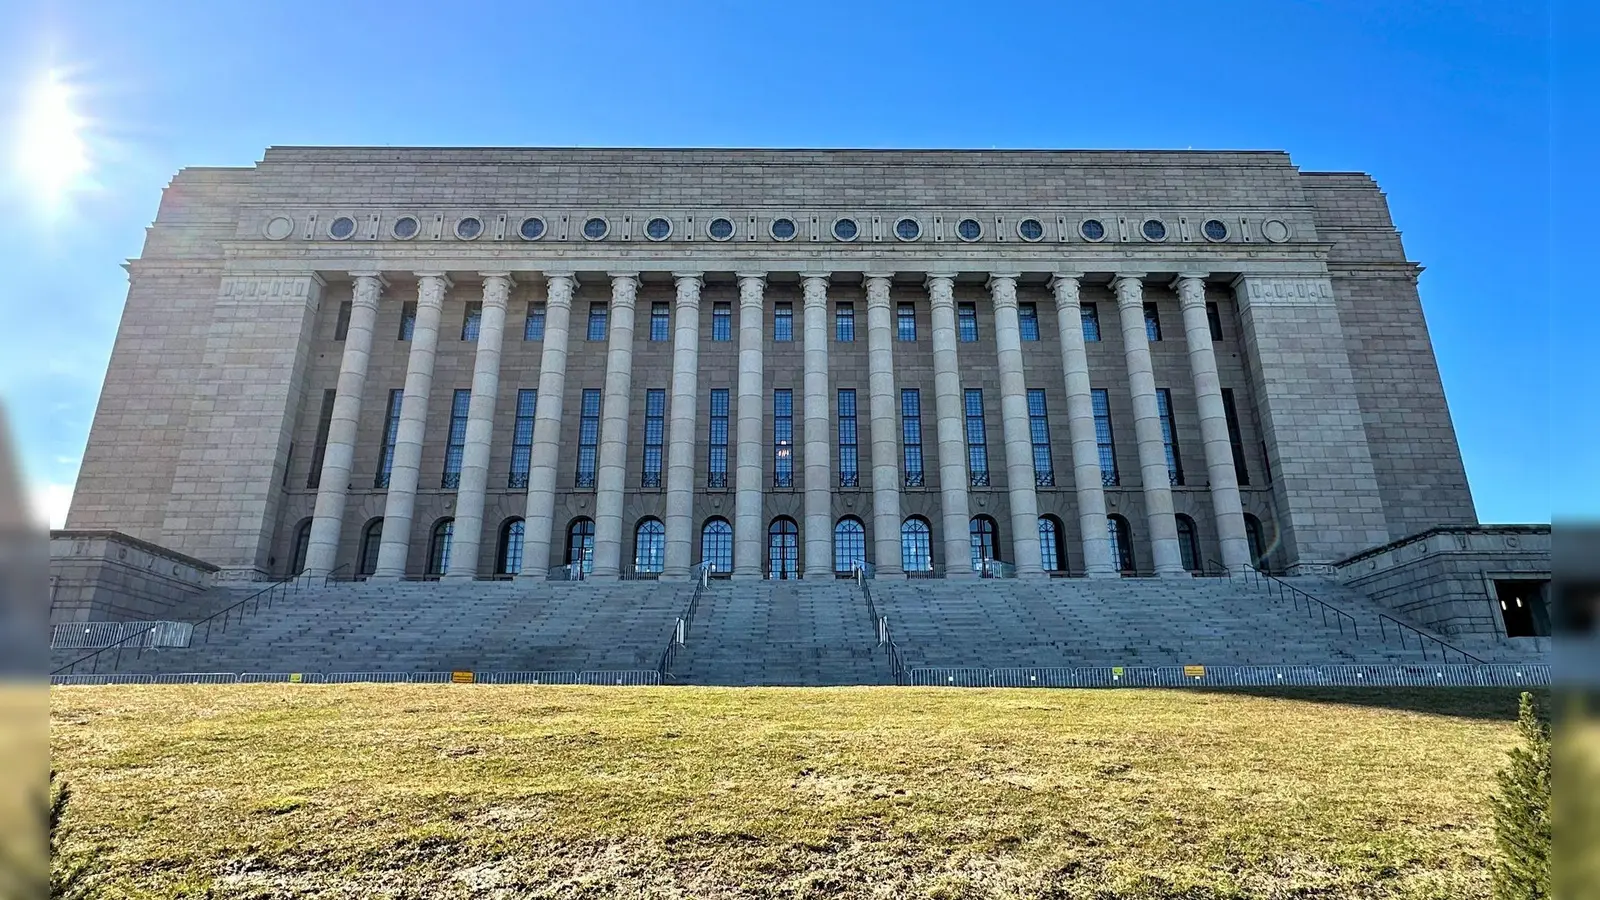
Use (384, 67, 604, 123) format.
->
(444, 273, 512, 579)
(518, 272, 576, 580)
(590, 273, 640, 580)
(1050, 274, 1117, 577)
(732, 273, 766, 580)
(925, 275, 974, 578)
(1176, 274, 1252, 572)
(304, 272, 384, 576)
(988, 274, 1044, 577)
(1112, 274, 1187, 577)
(373, 273, 450, 579)
(864, 273, 903, 576)
(661, 273, 702, 581)
(801, 273, 833, 579)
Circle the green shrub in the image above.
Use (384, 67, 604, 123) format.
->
(1492, 692, 1551, 899)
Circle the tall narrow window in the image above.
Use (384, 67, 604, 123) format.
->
(708, 388, 730, 487)
(497, 519, 525, 576)
(1176, 514, 1200, 573)
(833, 517, 866, 574)
(964, 388, 989, 486)
(508, 389, 537, 488)
(1038, 516, 1065, 573)
(575, 388, 601, 487)
(375, 388, 404, 488)
(442, 389, 471, 488)
(398, 302, 417, 341)
(1018, 302, 1040, 341)
(1156, 388, 1184, 486)
(773, 389, 794, 487)
(461, 301, 482, 342)
(334, 301, 352, 341)
(524, 301, 546, 341)
(649, 302, 670, 342)
(587, 303, 608, 341)
(1206, 301, 1224, 342)
(712, 302, 732, 341)
(290, 519, 312, 575)
(642, 388, 666, 487)
(306, 388, 336, 489)
(1244, 514, 1266, 570)
(768, 517, 799, 579)
(1221, 388, 1249, 485)
(835, 302, 855, 342)
(837, 389, 859, 487)
(774, 302, 794, 342)
(1081, 303, 1101, 342)
(901, 388, 924, 486)
(428, 519, 454, 576)
(969, 515, 999, 571)
(1092, 388, 1119, 486)
(897, 302, 917, 341)
(359, 518, 384, 577)
(901, 517, 933, 573)
(1027, 389, 1054, 486)
(1143, 302, 1162, 341)
(1261, 441, 1272, 483)
(635, 519, 665, 574)
(701, 518, 733, 573)
(957, 302, 978, 342)
(1108, 515, 1134, 573)
(567, 518, 595, 575)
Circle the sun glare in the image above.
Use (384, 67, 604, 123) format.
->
(13, 70, 91, 210)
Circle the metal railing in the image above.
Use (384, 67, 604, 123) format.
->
(548, 562, 587, 581)
(52, 670, 665, 686)
(976, 559, 1016, 579)
(908, 663, 1547, 689)
(1213, 560, 1484, 664)
(656, 561, 714, 681)
(852, 562, 907, 684)
(50, 621, 192, 650)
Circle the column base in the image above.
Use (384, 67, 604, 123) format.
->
(659, 569, 689, 583)
(945, 569, 976, 580)
(516, 571, 548, 583)
(1017, 570, 1048, 580)
(366, 573, 403, 584)
(731, 571, 762, 582)
(802, 572, 832, 581)
(442, 572, 477, 582)
(1155, 566, 1193, 579)
(1082, 567, 1120, 579)
(587, 573, 620, 583)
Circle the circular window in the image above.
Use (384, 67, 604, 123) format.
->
(1141, 219, 1167, 242)
(893, 218, 921, 241)
(455, 216, 484, 240)
(328, 216, 357, 240)
(392, 216, 420, 240)
(518, 217, 546, 241)
(263, 216, 294, 240)
(645, 217, 672, 241)
(1080, 219, 1107, 242)
(832, 218, 859, 241)
(1017, 218, 1044, 242)
(1202, 219, 1229, 242)
(707, 217, 735, 241)
(770, 217, 797, 241)
(582, 217, 610, 240)
(1262, 218, 1292, 243)
(956, 218, 982, 241)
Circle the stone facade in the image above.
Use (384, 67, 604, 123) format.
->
(66, 148, 1479, 581)
(48, 530, 218, 623)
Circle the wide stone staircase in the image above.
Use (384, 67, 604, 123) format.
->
(871, 574, 1534, 670)
(668, 580, 889, 686)
(50, 580, 688, 677)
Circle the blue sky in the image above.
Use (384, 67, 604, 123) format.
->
(0, 0, 1582, 528)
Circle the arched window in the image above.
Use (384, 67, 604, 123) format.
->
(634, 518, 666, 574)
(969, 515, 1000, 571)
(290, 518, 313, 576)
(1107, 515, 1134, 575)
(1038, 515, 1065, 573)
(358, 518, 384, 578)
(428, 518, 455, 576)
(768, 517, 800, 580)
(496, 518, 525, 576)
(1244, 514, 1267, 571)
(701, 518, 733, 574)
(566, 517, 595, 575)
(901, 516, 933, 573)
(1175, 514, 1201, 573)
(833, 517, 866, 575)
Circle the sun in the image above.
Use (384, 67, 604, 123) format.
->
(12, 69, 91, 211)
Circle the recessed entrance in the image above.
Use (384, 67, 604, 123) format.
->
(1495, 579, 1551, 638)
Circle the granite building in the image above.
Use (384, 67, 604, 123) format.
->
(65, 147, 1481, 584)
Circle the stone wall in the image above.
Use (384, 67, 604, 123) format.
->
(49, 530, 218, 623)
(1334, 525, 1551, 636)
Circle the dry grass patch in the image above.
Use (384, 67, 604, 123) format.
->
(50, 685, 1529, 898)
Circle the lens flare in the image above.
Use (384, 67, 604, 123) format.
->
(12, 69, 91, 211)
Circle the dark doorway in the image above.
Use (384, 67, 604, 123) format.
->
(1495, 580, 1552, 637)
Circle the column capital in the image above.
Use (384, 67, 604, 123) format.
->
(673, 272, 704, 308)
(801, 274, 829, 307)
(671, 271, 705, 281)
(1111, 273, 1146, 306)
(480, 273, 514, 308)
(545, 272, 577, 308)
(736, 273, 766, 307)
(478, 271, 516, 283)
(1170, 273, 1208, 307)
(350, 271, 388, 286)
(608, 272, 640, 308)
(798, 271, 832, 281)
(1049, 274, 1081, 309)
(414, 271, 453, 286)
(986, 273, 1019, 309)
(861, 271, 895, 283)
(924, 274, 956, 307)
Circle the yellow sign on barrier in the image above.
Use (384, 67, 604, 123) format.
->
(1112, 667, 1124, 678)
(451, 671, 475, 684)
(288, 673, 302, 684)
(1184, 665, 1206, 678)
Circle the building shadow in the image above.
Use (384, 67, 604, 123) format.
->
(1187, 686, 1544, 723)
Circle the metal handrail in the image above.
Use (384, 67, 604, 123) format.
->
(1211, 559, 1484, 664)
(322, 563, 350, 586)
(657, 561, 714, 681)
(853, 563, 879, 627)
(880, 617, 907, 685)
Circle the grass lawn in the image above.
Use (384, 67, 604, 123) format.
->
(49, 685, 1533, 899)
